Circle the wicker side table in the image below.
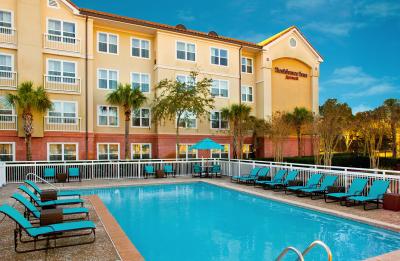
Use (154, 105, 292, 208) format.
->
(40, 208, 63, 226)
(383, 193, 400, 211)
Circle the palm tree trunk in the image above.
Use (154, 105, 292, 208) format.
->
(23, 111, 33, 161)
(297, 127, 301, 157)
(232, 121, 238, 159)
(124, 110, 131, 160)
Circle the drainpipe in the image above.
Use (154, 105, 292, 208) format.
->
(85, 15, 89, 160)
(238, 45, 243, 105)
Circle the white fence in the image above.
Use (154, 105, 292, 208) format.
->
(1, 159, 400, 194)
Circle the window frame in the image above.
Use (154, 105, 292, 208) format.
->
(97, 68, 119, 90)
(130, 37, 151, 59)
(97, 143, 120, 160)
(241, 57, 253, 74)
(211, 79, 229, 98)
(132, 107, 151, 128)
(97, 31, 119, 55)
(47, 142, 78, 161)
(176, 144, 198, 159)
(0, 96, 15, 122)
(97, 105, 119, 127)
(176, 41, 196, 62)
(47, 100, 78, 124)
(131, 143, 152, 159)
(46, 58, 77, 84)
(210, 111, 229, 130)
(211, 144, 230, 159)
(0, 52, 14, 78)
(210, 47, 229, 67)
(241, 85, 253, 103)
(46, 17, 77, 43)
(0, 142, 15, 161)
(130, 72, 151, 93)
(0, 9, 14, 31)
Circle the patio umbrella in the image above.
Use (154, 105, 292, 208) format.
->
(189, 138, 223, 151)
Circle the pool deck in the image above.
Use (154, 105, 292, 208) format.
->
(0, 176, 399, 260)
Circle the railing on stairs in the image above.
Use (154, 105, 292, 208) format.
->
(25, 172, 60, 191)
(276, 240, 332, 261)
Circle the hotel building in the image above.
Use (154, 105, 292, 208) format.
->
(0, 0, 323, 161)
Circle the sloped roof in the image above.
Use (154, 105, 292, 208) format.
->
(258, 26, 296, 46)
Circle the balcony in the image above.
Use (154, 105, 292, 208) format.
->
(0, 71, 17, 89)
(0, 27, 17, 46)
(44, 116, 82, 132)
(44, 75, 81, 93)
(43, 34, 81, 54)
(0, 115, 17, 130)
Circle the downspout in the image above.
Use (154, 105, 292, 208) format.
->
(85, 15, 89, 160)
(238, 45, 242, 105)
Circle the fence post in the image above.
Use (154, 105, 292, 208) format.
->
(344, 168, 348, 192)
(117, 161, 120, 179)
(228, 158, 231, 177)
(0, 162, 5, 187)
(238, 160, 241, 178)
(138, 162, 141, 179)
(91, 161, 94, 180)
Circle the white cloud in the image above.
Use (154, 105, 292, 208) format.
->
(303, 22, 365, 37)
(346, 83, 395, 97)
(352, 104, 372, 113)
(355, 1, 400, 18)
(325, 66, 376, 86)
(177, 10, 195, 22)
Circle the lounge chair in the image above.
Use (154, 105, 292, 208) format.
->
(12, 193, 89, 220)
(346, 180, 390, 210)
(238, 167, 270, 184)
(25, 180, 81, 198)
(19, 185, 84, 208)
(265, 170, 299, 191)
(231, 167, 260, 182)
(285, 173, 323, 195)
(68, 167, 81, 182)
(144, 165, 155, 178)
(210, 164, 222, 178)
(324, 178, 368, 205)
(255, 169, 286, 187)
(298, 175, 338, 199)
(164, 164, 175, 177)
(43, 168, 55, 182)
(0, 204, 95, 253)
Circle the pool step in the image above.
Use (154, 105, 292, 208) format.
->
(276, 240, 332, 261)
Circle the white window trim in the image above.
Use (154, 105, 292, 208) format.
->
(241, 57, 253, 74)
(211, 144, 230, 159)
(47, 142, 79, 161)
(48, 100, 78, 116)
(210, 110, 229, 130)
(176, 144, 198, 159)
(0, 52, 14, 73)
(131, 143, 152, 159)
(97, 31, 119, 55)
(46, 17, 77, 41)
(97, 105, 119, 127)
(130, 37, 151, 59)
(0, 96, 16, 122)
(47, 0, 60, 9)
(0, 9, 15, 30)
(46, 58, 78, 84)
(97, 68, 119, 90)
(0, 142, 15, 161)
(130, 72, 151, 94)
(96, 143, 120, 160)
(175, 40, 197, 62)
(241, 85, 254, 103)
(132, 107, 151, 128)
(210, 47, 229, 67)
(176, 111, 197, 129)
(211, 79, 230, 98)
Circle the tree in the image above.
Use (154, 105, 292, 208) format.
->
(318, 99, 353, 166)
(152, 72, 214, 158)
(383, 98, 400, 159)
(285, 107, 313, 157)
(221, 104, 252, 159)
(267, 112, 291, 162)
(245, 116, 269, 158)
(6, 81, 52, 161)
(106, 83, 147, 159)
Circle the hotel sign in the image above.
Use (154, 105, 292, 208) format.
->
(274, 67, 308, 80)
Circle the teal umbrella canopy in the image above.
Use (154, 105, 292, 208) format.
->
(189, 138, 223, 150)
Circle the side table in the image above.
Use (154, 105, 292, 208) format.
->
(383, 193, 400, 211)
(40, 208, 63, 226)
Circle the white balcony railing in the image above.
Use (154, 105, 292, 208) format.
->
(43, 33, 81, 53)
(44, 116, 81, 132)
(44, 75, 81, 93)
(0, 114, 17, 130)
(0, 71, 17, 89)
(0, 27, 17, 45)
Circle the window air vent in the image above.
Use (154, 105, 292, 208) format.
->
(175, 24, 187, 30)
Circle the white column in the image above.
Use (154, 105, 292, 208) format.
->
(0, 162, 6, 187)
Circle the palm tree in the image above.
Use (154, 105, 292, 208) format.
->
(285, 107, 313, 157)
(6, 81, 52, 161)
(221, 104, 252, 159)
(383, 98, 400, 159)
(107, 83, 147, 160)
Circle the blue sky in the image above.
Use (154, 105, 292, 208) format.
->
(73, 0, 400, 113)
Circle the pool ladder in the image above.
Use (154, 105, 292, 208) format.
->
(276, 240, 332, 261)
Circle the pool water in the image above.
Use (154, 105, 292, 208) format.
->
(77, 182, 400, 261)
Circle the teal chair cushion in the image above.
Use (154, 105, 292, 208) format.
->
(68, 168, 80, 177)
(44, 168, 55, 178)
(164, 165, 173, 173)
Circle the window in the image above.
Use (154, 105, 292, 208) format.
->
(131, 73, 150, 93)
(98, 106, 118, 126)
(47, 19, 76, 43)
(241, 57, 253, 73)
(47, 59, 76, 84)
(132, 108, 150, 127)
(48, 101, 77, 124)
(211, 79, 229, 98)
(176, 41, 195, 61)
(289, 37, 297, 48)
(241, 86, 253, 102)
(131, 38, 150, 58)
(210, 111, 228, 129)
(211, 144, 230, 159)
(0, 10, 12, 34)
(0, 143, 14, 161)
(97, 143, 119, 160)
(98, 69, 118, 90)
(177, 144, 197, 159)
(0, 96, 14, 122)
(98, 32, 118, 54)
(131, 143, 151, 159)
(176, 75, 196, 89)
(242, 144, 253, 159)
(0, 53, 13, 78)
(177, 111, 196, 128)
(211, 48, 228, 66)
(48, 143, 77, 161)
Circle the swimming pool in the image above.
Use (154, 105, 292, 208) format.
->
(78, 182, 400, 260)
